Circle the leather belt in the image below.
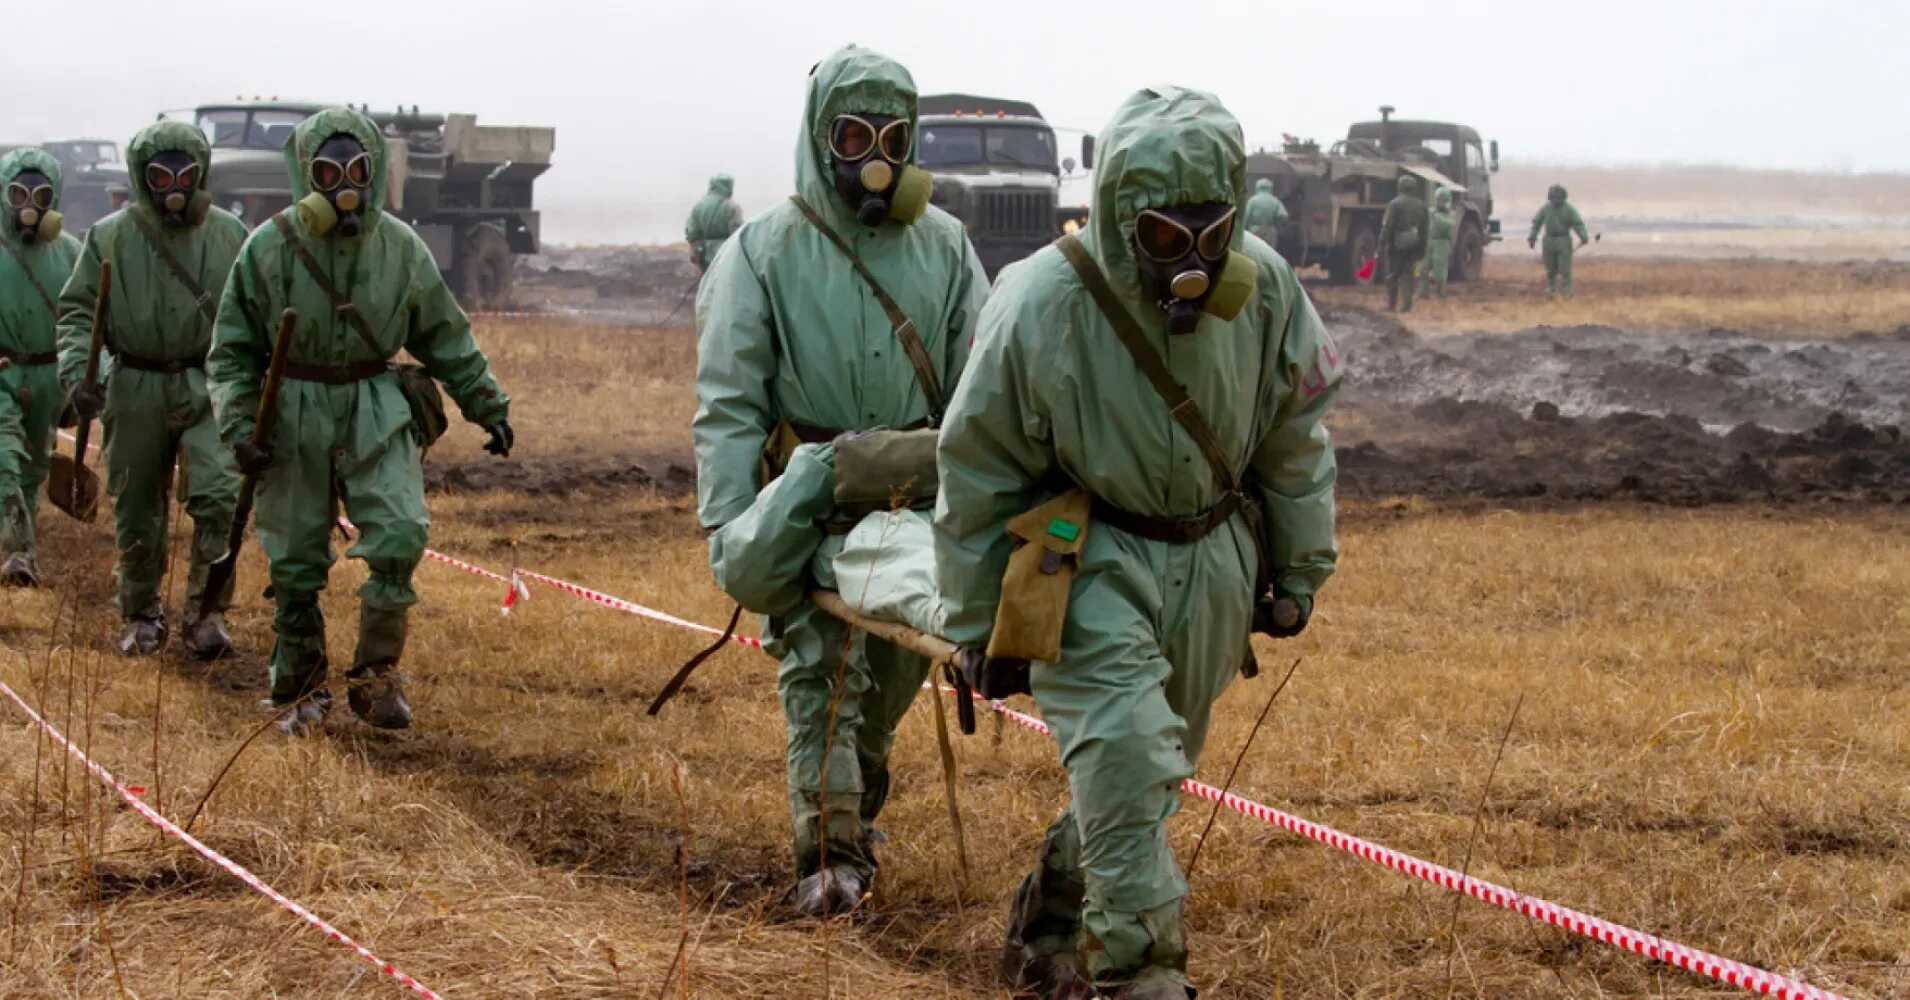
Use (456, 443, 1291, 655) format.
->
(1089, 490, 1244, 545)
(283, 360, 388, 385)
(0, 349, 57, 367)
(115, 350, 203, 374)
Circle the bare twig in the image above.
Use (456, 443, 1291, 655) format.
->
(656, 755, 690, 1000)
(181, 702, 301, 834)
(1186, 656, 1302, 879)
(1442, 691, 1526, 1000)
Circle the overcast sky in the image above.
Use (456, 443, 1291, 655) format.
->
(11, 0, 1907, 242)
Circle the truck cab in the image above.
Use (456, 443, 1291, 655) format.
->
(917, 95, 1082, 279)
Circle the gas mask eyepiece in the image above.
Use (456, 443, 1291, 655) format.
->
(7, 171, 60, 245)
(829, 112, 930, 226)
(1134, 204, 1238, 334)
(144, 151, 208, 228)
(298, 134, 373, 237)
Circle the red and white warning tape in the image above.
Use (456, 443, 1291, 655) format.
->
(969, 696, 1844, 1000)
(0, 679, 441, 999)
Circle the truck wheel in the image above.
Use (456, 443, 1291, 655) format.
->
(457, 225, 514, 311)
(1454, 220, 1486, 282)
(1329, 222, 1379, 286)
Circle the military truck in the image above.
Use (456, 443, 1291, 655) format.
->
(1248, 107, 1501, 285)
(162, 100, 554, 310)
(0, 138, 129, 233)
(917, 94, 1093, 279)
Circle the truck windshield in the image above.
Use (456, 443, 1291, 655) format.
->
(919, 123, 1057, 172)
(198, 109, 308, 151)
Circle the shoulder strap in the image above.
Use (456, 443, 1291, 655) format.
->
(787, 196, 945, 421)
(271, 215, 386, 359)
(130, 210, 215, 322)
(0, 239, 59, 320)
(1056, 235, 1240, 493)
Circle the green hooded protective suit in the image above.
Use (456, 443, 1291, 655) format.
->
(684, 174, 743, 271)
(693, 45, 988, 883)
(57, 121, 247, 628)
(1419, 187, 1457, 298)
(1241, 177, 1288, 254)
(1529, 183, 1589, 298)
(935, 86, 1341, 986)
(0, 148, 82, 580)
(207, 108, 510, 706)
(1379, 175, 1429, 312)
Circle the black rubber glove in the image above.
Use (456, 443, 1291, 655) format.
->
(1527, 237, 1537, 249)
(1253, 590, 1312, 639)
(67, 382, 105, 421)
(234, 438, 273, 476)
(483, 419, 514, 458)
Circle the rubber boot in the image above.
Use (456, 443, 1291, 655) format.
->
(346, 604, 412, 729)
(118, 602, 168, 657)
(182, 530, 232, 661)
(183, 613, 232, 661)
(270, 688, 332, 737)
(1096, 967, 1195, 999)
(1, 551, 38, 587)
(268, 592, 329, 708)
(792, 864, 868, 919)
(1001, 816, 1089, 994)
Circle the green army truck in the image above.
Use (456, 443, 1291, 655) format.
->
(162, 100, 554, 310)
(1248, 106, 1501, 285)
(917, 94, 1093, 279)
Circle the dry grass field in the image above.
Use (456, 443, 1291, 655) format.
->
(2, 300, 1908, 998)
(1311, 255, 1910, 337)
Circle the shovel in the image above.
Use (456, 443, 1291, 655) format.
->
(48, 258, 111, 522)
(198, 307, 297, 622)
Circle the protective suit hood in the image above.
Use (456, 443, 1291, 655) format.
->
(0, 148, 63, 245)
(710, 174, 735, 198)
(1434, 187, 1451, 209)
(1254, 178, 1273, 195)
(128, 120, 212, 217)
(284, 107, 389, 226)
(1086, 86, 1247, 296)
(796, 45, 919, 229)
(1548, 183, 1567, 201)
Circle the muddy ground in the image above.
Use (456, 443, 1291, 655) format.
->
(500, 248, 1910, 507)
(1328, 306, 1910, 504)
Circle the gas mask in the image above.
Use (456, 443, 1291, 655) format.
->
(1548, 184, 1567, 207)
(828, 113, 931, 227)
(6, 170, 61, 245)
(1132, 202, 1256, 334)
(145, 150, 210, 229)
(297, 134, 373, 237)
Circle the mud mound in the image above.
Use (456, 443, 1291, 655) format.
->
(1328, 307, 1910, 504)
(1339, 405, 1909, 504)
(426, 455, 695, 497)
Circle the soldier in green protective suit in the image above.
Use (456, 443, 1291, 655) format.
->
(1242, 177, 1288, 255)
(1528, 183, 1589, 299)
(1379, 173, 1428, 313)
(684, 174, 743, 272)
(207, 108, 513, 736)
(1419, 187, 1457, 300)
(57, 121, 247, 657)
(693, 45, 988, 917)
(936, 86, 1341, 998)
(0, 148, 82, 587)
